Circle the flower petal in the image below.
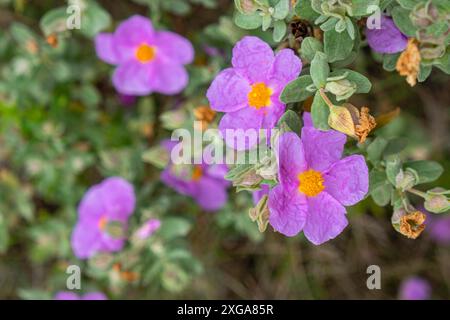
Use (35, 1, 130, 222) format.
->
(195, 177, 228, 211)
(269, 48, 302, 84)
(82, 292, 107, 300)
(366, 15, 408, 54)
(95, 33, 120, 65)
(55, 292, 80, 300)
(154, 31, 194, 65)
(268, 185, 308, 237)
(99, 177, 136, 221)
(114, 15, 154, 61)
(324, 155, 369, 206)
(207, 68, 251, 112)
(232, 36, 274, 83)
(218, 107, 264, 150)
(253, 184, 270, 205)
(148, 60, 189, 94)
(112, 61, 153, 96)
(301, 126, 346, 172)
(303, 192, 348, 245)
(71, 221, 102, 259)
(275, 132, 307, 188)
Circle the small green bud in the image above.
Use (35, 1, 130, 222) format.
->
(325, 79, 357, 101)
(424, 188, 450, 213)
(395, 169, 417, 191)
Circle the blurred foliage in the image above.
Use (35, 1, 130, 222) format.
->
(0, 0, 448, 300)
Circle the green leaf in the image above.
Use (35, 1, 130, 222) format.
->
(0, 213, 9, 254)
(273, 20, 287, 42)
(262, 14, 272, 31)
(294, 0, 320, 21)
(280, 75, 314, 103)
(277, 110, 303, 135)
(324, 28, 354, 63)
(396, 0, 417, 9)
(234, 11, 262, 29)
(159, 218, 191, 240)
(418, 65, 432, 82)
(311, 91, 330, 130)
(367, 136, 388, 163)
(329, 69, 372, 93)
(385, 159, 402, 186)
(80, 2, 111, 38)
(382, 53, 400, 71)
(405, 160, 444, 184)
(273, 0, 289, 20)
(369, 170, 392, 206)
(310, 52, 330, 88)
(383, 137, 408, 158)
(300, 37, 324, 63)
(40, 7, 67, 36)
(350, 0, 380, 17)
(391, 6, 417, 37)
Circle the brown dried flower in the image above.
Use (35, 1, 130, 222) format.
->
(193, 105, 216, 131)
(396, 39, 421, 87)
(399, 211, 426, 239)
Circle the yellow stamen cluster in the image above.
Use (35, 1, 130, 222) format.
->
(248, 82, 272, 109)
(298, 169, 325, 197)
(191, 166, 203, 181)
(136, 44, 156, 63)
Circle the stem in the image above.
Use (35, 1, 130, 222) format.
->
(407, 188, 428, 199)
(318, 88, 334, 109)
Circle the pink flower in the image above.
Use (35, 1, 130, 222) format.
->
(55, 291, 107, 300)
(366, 15, 408, 54)
(95, 15, 194, 96)
(135, 219, 161, 239)
(206, 36, 302, 150)
(399, 277, 431, 300)
(71, 177, 136, 259)
(268, 117, 369, 244)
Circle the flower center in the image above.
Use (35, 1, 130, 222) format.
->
(298, 169, 325, 197)
(248, 82, 272, 109)
(98, 215, 108, 230)
(136, 44, 156, 63)
(191, 166, 203, 181)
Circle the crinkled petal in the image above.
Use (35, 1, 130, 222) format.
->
(82, 292, 108, 300)
(195, 177, 228, 211)
(112, 61, 153, 96)
(78, 185, 106, 222)
(219, 107, 264, 150)
(204, 164, 229, 185)
(304, 192, 348, 245)
(55, 292, 80, 300)
(232, 36, 274, 83)
(97, 177, 135, 221)
(154, 31, 194, 65)
(301, 127, 346, 172)
(268, 185, 308, 237)
(262, 100, 285, 130)
(324, 155, 369, 206)
(366, 15, 408, 54)
(206, 68, 251, 112)
(275, 132, 307, 188)
(148, 60, 189, 94)
(71, 221, 102, 259)
(95, 33, 120, 65)
(269, 48, 302, 84)
(114, 15, 154, 61)
(161, 166, 197, 196)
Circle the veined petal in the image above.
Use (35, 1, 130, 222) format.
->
(275, 132, 307, 188)
(154, 31, 194, 65)
(112, 61, 153, 96)
(95, 33, 120, 65)
(269, 48, 302, 84)
(148, 59, 189, 94)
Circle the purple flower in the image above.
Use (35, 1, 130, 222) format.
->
(426, 214, 450, 245)
(135, 219, 161, 239)
(71, 177, 136, 259)
(118, 94, 137, 106)
(268, 123, 369, 244)
(253, 184, 270, 205)
(366, 15, 408, 54)
(55, 291, 107, 300)
(399, 277, 431, 300)
(95, 15, 194, 96)
(206, 36, 302, 150)
(160, 141, 229, 211)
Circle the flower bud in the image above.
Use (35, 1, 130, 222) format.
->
(392, 209, 426, 239)
(424, 188, 450, 213)
(249, 195, 270, 232)
(395, 169, 417, 191)
(325, 79, 357, 101)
